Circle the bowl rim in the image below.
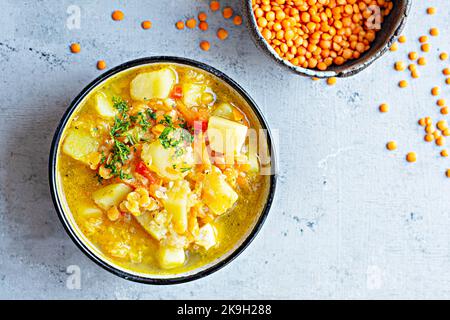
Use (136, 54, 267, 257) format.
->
(48, 56, 278, 285)
(244, 0, 412, 78)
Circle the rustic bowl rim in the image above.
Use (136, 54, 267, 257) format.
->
(48, 56, 278, 285)
(244, 0, 412, 78)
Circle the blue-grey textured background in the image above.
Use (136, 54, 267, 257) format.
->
(1, 0, 450, 299)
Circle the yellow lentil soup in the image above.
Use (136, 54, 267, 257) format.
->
(54, 61, 273, 277)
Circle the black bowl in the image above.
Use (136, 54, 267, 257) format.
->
(49, 57, 277, 285)
(244, 0, 412, 78)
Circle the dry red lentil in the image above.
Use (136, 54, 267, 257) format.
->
(200, 41, 210, 51)
(387, 141, 397, 151)
(97, 60, 106, 70)
(70, 43, 81, 53)
(176, 21, 185, 30)
(112, 10, 124, 21)
(406, 152, 417, 163)
(141, 21, 152, 30)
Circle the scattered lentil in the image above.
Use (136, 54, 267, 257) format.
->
(421, 43, 430, 52)
(112, 10, 124, 21)
(430, 28, 439, 37)
(327, 77, 337, 86)
(379, 103, 389, 113)
(217, 28, 229, 40)
(395, 61, 406, 71)
(418, 57, 427, 66)
(198, 12, 207, 22)
(141, 20, 152, 30)
(233, 15, 243, 26)
(223, 7, 233, 19)
(200, 41, 210, 51)
(186, 18, 197, 29)
(210, 1, 220, 12)
(199, 21, 209, 31)
(70, 43, 81, 53)
(97, 60, 106, 70)
(176, 21, 185, 30)
(387, 141, 397, 151)
(431, 86, 440, 96)
(406, 152, 417, 163)
(408, 52, 418, 61)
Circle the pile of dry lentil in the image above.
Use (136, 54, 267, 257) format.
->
(382, 6, 450, 178)
(252, 0, 393, 71)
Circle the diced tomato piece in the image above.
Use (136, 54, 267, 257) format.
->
(135, 161, 150, 176)
(170, 85, 183, 99)
(135, 161, 157, 185)
(200, 119, 208, 132)
(193, 119, 208, 133)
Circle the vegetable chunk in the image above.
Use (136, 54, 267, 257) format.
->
(202, 166, 238, 215)
(195, 223, 217, 250)
(76, 204, 103, 219)
(92, 183, 132, 210)
(212, 102, 234, 120)
(207, 116, 248, 155)
(135, 210, 169, 241)
(94, 92, 117, 119)
(157, 246, 186, 269)
(62, 129, 99, 165)
(130, 68, 176, 101)
(182, 83, 206, 106)
(141, 140, 193, 180)
(163, 181, 191, 234)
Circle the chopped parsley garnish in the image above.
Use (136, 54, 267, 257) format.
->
(112, 97, 129, 114)
(138, 111, 151, 131)
(159, 115, 173, 126)
(113, 139, 130, 163)
(146, 109, 157, 120)
(110, 116, 131, 137)
(159, 126, 178, 148)
(104, 100, 133, 179)
(119, 170, 132, 180)
(159, 125, 194, 159)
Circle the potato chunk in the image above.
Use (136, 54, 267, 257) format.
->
(195, 223, 217, 250)
(130, 68, 176, 101)
(62, 129, 99, 165)
(207, 116, 248, 155)
(135, 210, 169, 241)
(141, 140, 193, 180)
(76, 204, 103, 219)
(202, 166, 238, 215)
(163, 181, 191, 234)
(182, 83, 206, 106)
(157, 246, 185, 269)
(92, 183, 132, 210)
(94, 92, 117, 119)
(212, 102, 234, 120)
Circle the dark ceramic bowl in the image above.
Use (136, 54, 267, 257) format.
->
(49, 57, 277, 285)
(244, 0, 411, 78)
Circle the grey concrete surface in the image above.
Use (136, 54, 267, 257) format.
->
(1, 0, 450, 299)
